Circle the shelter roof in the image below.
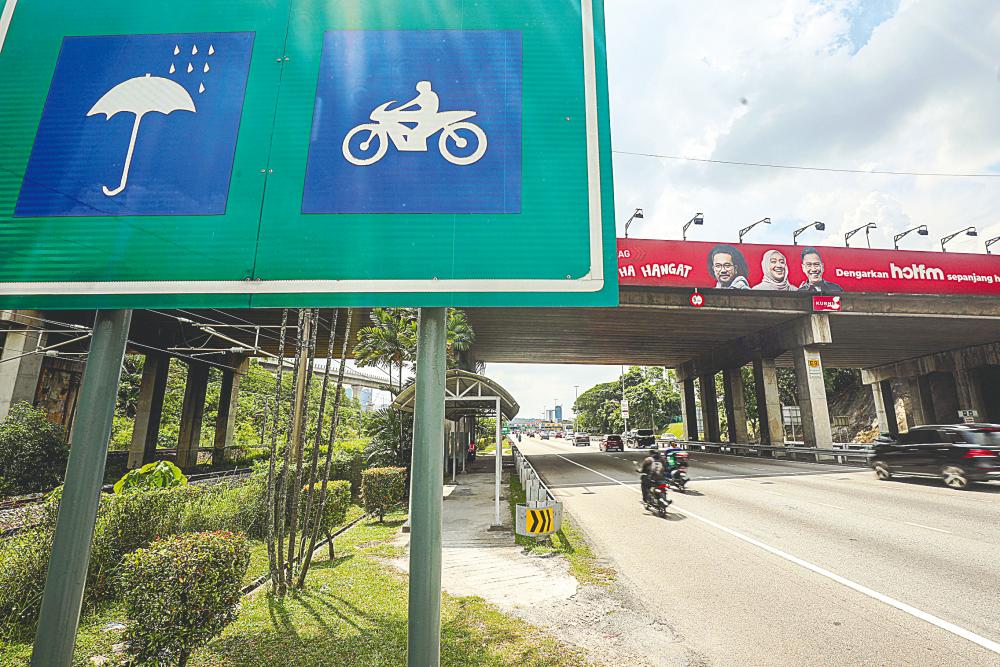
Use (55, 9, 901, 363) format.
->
(392, 369, 519, 421)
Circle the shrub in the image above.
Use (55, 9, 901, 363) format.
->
(361, 467, 405, 522)
(0, 527, 52, 639)
(119, 531, 250, 667)
(181, 478, 266, 538)
(331, 448, 365, 496)
(114, 460, 188, 494)
(0, 402, 69, 496)
(299, 480, 351, 558)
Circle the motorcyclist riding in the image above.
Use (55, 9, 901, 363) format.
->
(639, 449, 666, 503)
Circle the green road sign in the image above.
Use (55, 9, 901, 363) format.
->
(0, 0, 617, 309)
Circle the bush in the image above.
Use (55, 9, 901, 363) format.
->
(299, 480, 351, 558)
(361, 467, 405, 522)
(0, 527, 52, 639)
(331, 448, 365, 496)
(0, 402, 69, 496)
(114, 460, 188, 494)
(119, 531, 250, 667)
(181, 478, 266, 538)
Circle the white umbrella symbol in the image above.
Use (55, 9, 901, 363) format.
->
(87, 73, 197, 197)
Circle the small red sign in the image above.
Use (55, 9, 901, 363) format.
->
(689, 292, 705, 308)
(812, 295, 843, 312)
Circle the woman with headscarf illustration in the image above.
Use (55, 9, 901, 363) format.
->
(707, 244, 750, 289)
(753, 249, 794, 291)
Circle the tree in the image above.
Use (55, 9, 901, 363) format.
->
(573, 367, 682, 435)
(353, 308, 417, 395)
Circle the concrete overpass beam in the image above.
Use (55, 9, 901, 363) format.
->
(872, 380, 899, 436)
(792, 347, 833, 447)
(954, 368, 988, 422)
(907, 375, 935, 426)
(213, 354, 250, 467)
(698, 373, 721, 442)
(0, 326, 46, 421)
(723, 367, 749, 444)
(176, 362, 210, 470)
(753, 358, 785, 446)
(681, 378, 699, 441)
(127, 353, 170, 469)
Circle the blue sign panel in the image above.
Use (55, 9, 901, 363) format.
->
(302, 30, 522, 215)
(15, 32, 253, 217)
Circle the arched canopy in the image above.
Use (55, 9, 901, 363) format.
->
(392, 369, 519, 421)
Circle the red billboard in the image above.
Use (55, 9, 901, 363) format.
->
(618, 239, 1000, 296)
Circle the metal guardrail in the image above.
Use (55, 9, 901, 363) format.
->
(512, 445, 555, 504)
(675, 440, 874, 466)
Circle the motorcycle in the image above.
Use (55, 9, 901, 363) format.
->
(666, 467, 690, 493)
(643, 481, 672, 518)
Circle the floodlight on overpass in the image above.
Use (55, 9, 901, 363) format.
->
(940, 226, 977, 252)
(845, 222, 877, 249)
(623, 208, 644, 238)
(893, 224, 928, 250)
(738, 217, 771, 244)
(987, 237, 1000, 255)
(793, 221, 826, 245)
(682, 212, 704, 241)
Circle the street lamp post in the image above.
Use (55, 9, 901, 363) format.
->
(893, 225, 928, 250)
(738, 217, 770, 244)
(623, 208, 644, 239)
(573, 385, 579, 431)
(682, 213, 704, 241)
(940, 226, 978, 252)
(793, 221, 826, 245)
(987, 237, 1000, 255)
(845, 222, 877, 248)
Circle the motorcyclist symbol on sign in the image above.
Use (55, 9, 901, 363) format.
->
(342, 81, 489, 166)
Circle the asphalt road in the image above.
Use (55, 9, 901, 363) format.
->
(518, 436, 1000, 666)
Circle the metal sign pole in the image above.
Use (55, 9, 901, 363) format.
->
(31, 310, 132, 667)
(407, 307, 446, 667)
(494, 396, 502, 526)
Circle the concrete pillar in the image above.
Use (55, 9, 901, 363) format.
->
(954, 368, 988, 422)
(753, 358, 784, 446)
(127, 353, 170, 469)
(722, 367, 749, 444)
(791, 346, 833, 447)
(872, 380, 898, 436)
(681, 378, 699, 441)
(212, 354, 249, 467)
(176, 363, 210, 470)
(905, 376, 932, 427)
(698, 373, 721, 442)
(0, 327, 46, 421)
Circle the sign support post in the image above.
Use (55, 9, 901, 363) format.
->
(407, 307, 446, 667)
(31, 310, 132, 667)
(494, 396, 502, 526)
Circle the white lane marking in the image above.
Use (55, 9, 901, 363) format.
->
(904, 521, 952, 535)
(818, 503, 847, 510)
(0, 0, 17, 54)
(551, 453, 1000, 656)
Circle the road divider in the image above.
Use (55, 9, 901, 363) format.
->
(513, 446, 563, 537)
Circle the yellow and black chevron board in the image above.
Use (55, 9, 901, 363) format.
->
(515, 503, 563, 537)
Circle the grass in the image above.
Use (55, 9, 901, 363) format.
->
(477, 439, 513, 456)
(1, 507, 589, 667)
(508, 476, 616, 588)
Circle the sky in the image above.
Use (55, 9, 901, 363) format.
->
(491, 0, 1000, 419)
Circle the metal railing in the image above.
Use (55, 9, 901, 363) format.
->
(675, 440, 873, 466)
(512, 445, 555, 504)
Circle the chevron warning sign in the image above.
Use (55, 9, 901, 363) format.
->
(515, 502, 563, 537)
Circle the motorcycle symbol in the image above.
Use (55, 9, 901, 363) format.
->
(342, 81, 488, 167)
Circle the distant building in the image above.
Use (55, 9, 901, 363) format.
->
(359, 387, 373, 412)
(545, 409, 554, 422)
(554, 405, 563, 422)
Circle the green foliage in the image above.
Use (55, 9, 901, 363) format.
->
(362, 407, 412, 469)
(119, 531, 250, 667)
(114, 460, 188, 494)
(0, 527, 52, 639)
(573, 367, 682, 435)
(300, 480, 351, 542)
(0, 402, 69, 496)
(361, 466, 406, 521)
(180, 479, 267, 539)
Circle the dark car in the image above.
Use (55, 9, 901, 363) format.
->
(574, 434, 590, 447)
(600, 434, 624, 452)
(871, 424, 1000, 489)
(634, 429, 656, 449)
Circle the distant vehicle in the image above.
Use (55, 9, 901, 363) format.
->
(600, 434, 624, 452)
(659, 432, 679, 443)
(540, 432, 550, 440)
(871, 424, 1000, 489)
(634, 429, 656, 448)
(574, 434, 590, 447)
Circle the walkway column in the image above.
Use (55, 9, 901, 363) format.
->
(681, 378, 699, 440)
(213, 354, 249, 466)
(954, 367, 988, 421)
(753, 358, 784, 446)
(0, 326, 46, 420)
(127, 353, 170, 469)
(872, 380, 898, 435)
(722, 367, 749, 444)
(698, 373, 721, 442)
(176, 363, 209, 470)
(791, 347, 833, 447)
(907, 375, 935, 426)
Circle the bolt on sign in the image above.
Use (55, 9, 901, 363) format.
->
(0, 0, 617, 309)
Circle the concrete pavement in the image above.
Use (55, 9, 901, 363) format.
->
(519, 436, 1000, 666)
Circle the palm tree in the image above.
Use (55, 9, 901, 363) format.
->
(354, 308, 417, 394)
(446, 308, 475, 367)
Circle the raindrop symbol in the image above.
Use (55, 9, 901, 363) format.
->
(169, 63, 176, 74)
(208, 45, 215, 56)
(192, 45, 198, 55)
(173, 45, 180, 56)
(199, 83, 206, 94)
(187, 63, 193, 73)
(204, 62, 210, 73)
